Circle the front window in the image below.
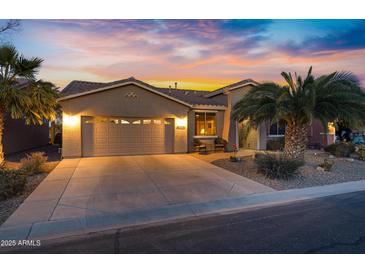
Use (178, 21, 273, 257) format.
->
(195, 112, 217, 136)
(269, 120, 286, 136)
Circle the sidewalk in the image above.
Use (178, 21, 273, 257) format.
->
(1, 179, 365, 241)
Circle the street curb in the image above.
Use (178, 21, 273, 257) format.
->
(1, 179, 365, 241)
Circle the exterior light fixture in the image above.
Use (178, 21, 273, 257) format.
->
(326, 122, 336, 145)
(328, 122, 336, 134)
(176, 117, 187, 129)
(63, 114, 78, 127)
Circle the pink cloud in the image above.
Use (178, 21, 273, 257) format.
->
(20, 20, 365, 90)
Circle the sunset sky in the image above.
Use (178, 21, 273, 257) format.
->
(3, 19, 365, 90)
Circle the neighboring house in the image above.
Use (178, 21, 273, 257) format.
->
(4, 115, 49, 155)
(4, 78, 50, 155)
(58, 77, 331, 158)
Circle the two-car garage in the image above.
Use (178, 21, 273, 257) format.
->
(59, 80, 190, 158)
(81, 116, 174, 157)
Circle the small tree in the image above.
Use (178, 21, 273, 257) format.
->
(0, 45, 58, 162)
(232, 67, 365, 161)
(0, 20, 20, 35)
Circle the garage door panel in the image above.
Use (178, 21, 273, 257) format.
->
(151, 137, 163, 143)
(95, 138, 108, 144)
(82, 116, 174, 157)
(108, 130, 120, 138)
(141, 137, 152, 144)
(151, 128, 163, 137)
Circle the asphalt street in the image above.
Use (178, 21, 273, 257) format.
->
(3, 190, 365, 254)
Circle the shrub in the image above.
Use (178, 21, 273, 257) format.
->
(356, 145, 365, 161)
(20, 152, 48, 175)
(324, 142, 355, 157)
(254, 153, 303, 180)
(267, 137, 284, 151)
(0, 169, 27, 201)
(319, 159, 335, 171)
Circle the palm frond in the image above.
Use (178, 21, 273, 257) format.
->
(15, 56, 43, 79)
(232, 82, 284, 125)
(233, 66, 365, 133)
(0, 45, 18, 66)
(0, 45, 57, 124)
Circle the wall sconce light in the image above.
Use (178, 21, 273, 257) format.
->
(176, 117, 187, 130)
(63, 114, 78, 127)
(328, 122, 336, 134)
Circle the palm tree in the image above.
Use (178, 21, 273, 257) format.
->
(232, 67, 365, 160)
(0, 45, 58, 163)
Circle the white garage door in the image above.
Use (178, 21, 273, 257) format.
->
(82, 116, 174, 157)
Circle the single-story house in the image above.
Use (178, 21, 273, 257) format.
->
(58, 77, 331, 158)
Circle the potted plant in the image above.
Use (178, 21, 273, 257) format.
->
(230, 144, 240, 162)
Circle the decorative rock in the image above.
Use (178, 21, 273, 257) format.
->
(329, 155, 335, 159)
(346, 158, 354, 162)
(316, 166, 325, 172)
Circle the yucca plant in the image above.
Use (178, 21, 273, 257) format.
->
(0, 45, 59, 163)
(232, 67, 365, 160)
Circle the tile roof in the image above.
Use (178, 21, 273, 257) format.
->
(157, 87, 226, 106)
(61, 80, 109, 96)
(60, 77, 257, 107)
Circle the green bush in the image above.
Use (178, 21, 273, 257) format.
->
(356, 145, 365, 160)
(0, 169, 27, 201)
(267, 138, 284, 151)
(254, 153, 303, 180)
(319, 159, 335, 171)
(20, 152, 48, 175)
(324, 142, 355, 157)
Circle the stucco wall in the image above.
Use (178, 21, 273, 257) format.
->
(308, 120, 328, 148)
(60, 84, 190, 157)
(242, 128, 258, 149)
(175, 123, 188, 153)
(4, 115, 49, 155)
(62, 115, 81, 158)
(230, 85, 253, 106)
(257, 122, 268, 150)
(187, 110, 195, 152)
(215, 85, 255, 150)
(61, 84, 189, 118)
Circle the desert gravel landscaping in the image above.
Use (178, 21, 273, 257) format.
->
(0, 161, 59, 225)
(207, 150, 365, 191)
(0, 146, 60, 225)
(0, 173, 48, 225)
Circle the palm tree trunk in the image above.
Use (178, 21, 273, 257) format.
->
(284, 123, 308, 161)
(50, 121, 55, 145)
(0, 110, 4, 164)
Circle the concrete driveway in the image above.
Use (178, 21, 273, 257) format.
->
(2, 154, 273, 234)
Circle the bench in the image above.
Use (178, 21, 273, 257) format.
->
(193, 137, 227, 154)
(214, 137, 227, 151)
(193, 139, 208, 154)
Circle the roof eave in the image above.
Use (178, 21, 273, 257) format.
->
(205, 81, 258, 98)
(192, 104, 227, 110)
